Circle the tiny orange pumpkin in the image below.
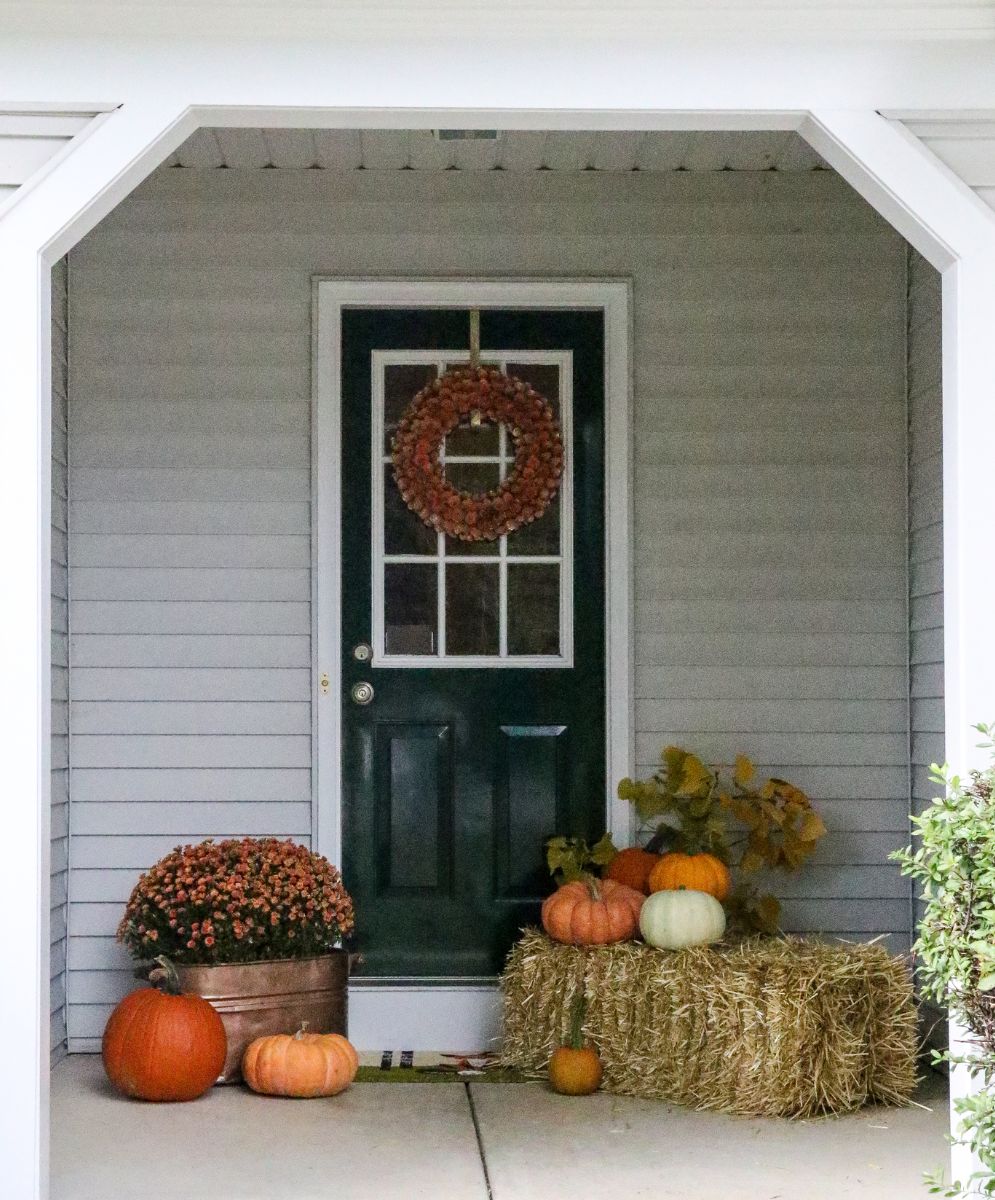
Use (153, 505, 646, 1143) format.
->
(648, 851, 732, 902)
(549, 993, 602, 1096)
(542, 876, 644, 945)
(242, 1022, 359, 1098)
(604, 846, 660, 894)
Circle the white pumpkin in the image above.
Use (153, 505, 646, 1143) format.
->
(639, 888, 726, 950)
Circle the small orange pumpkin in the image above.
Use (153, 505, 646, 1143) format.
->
(541, 876, 644, 945)
(242, 1022, 359, 1098)
(648, 851, 731, 902)
(102, 956, 227, 1102)
(604, 846, 660, 894)
(549, 993, 602, 1096)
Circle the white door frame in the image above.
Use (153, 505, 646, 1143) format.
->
(313, 280, 630, 1049)
(313, 278, 632, 874)
(4, 99, 995, 1198)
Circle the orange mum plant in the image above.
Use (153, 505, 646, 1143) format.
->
(617, 747, 827, 933)
(117, 837, 355, 965)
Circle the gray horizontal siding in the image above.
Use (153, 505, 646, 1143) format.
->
(907, 248, 945, 937)
(66, 165, 912, 1045)
(51, 257, 69, 1066)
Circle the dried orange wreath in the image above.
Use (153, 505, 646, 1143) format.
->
(391, 365, 564, 543)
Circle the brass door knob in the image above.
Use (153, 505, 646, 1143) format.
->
(350, 681, 375, 706)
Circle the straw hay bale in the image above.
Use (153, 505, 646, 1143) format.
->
(499, 929, 918, 1117)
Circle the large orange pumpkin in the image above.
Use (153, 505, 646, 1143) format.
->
(102, 956, 227, 1102)
(541, 876, 644, 945)
(648, 851, 731, 902)
(604, 847, 660, 894)
(242, 1023, 359, 1098)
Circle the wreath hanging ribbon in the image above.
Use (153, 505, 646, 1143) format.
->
(391, 365, 564, 543)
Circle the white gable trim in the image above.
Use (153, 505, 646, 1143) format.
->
(3, 100, 995, 1198)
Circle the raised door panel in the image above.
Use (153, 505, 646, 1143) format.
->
(495, 725, 567, 899)
(375, 723, 453, 894)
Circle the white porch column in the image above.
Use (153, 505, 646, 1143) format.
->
(0, 245, 50, 1200)
(942, 252, 995, 1192)
(0, 96, 188, 1200)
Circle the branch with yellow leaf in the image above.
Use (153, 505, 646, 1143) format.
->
(616, 747, 827, 935)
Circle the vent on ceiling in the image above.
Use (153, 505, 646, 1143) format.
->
(433, 129, 501, 142)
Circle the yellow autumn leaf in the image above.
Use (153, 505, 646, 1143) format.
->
(729, 798, 756, 825)
(662, 745, 687, 777)
(755, 894, 781, 933)
(758, 797, 785, 825)
(678, 753, 712, 796)
(733, 754, 755, 787)
(617, 777, 637, 800)
(739, 847, 766, 874)
(797, 809, 827, 842)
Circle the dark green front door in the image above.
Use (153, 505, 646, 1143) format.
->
(341, 307, 605, 977)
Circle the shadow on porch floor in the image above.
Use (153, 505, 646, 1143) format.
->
(51, 1056, 949, 1200)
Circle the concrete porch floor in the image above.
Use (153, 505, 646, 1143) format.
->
(52, 1057, 950, 1200)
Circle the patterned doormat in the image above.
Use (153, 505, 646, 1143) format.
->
(355, 1051, 527, 1084)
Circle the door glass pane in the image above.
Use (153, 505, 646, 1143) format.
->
(385, 563, 437, 655)
(505, 362, 563, 556)
(444, 462, 501, 556)
(384, 363, 438, 452)
(506, 363, 560, 416)
(507, 564, 560, 656)
(446, 420, 500, 457)
(385, 476, 437, 555)
(506, 494, 560, 556)
(446, 564, 499, 655)
(444, 360, 500, 373)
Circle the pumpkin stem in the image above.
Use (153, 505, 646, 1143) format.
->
(582, 873, 602, 902)
(567, 992, 587, 1051)
(150, 955, 182, 996)
(296, 1021, 310, 1039)
(644, 831, 668, 855)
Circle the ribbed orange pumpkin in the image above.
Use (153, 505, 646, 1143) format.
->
(242, 1023, 359, 1098)
(648, 852, 732, 902)
(102, 957, 227, 1102)
(541, 876, 644, 945)
(604, 847, 660, 894)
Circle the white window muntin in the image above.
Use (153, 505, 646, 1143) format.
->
(372, 348, 574, 668)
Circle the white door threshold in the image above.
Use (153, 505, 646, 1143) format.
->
(348, 980, 502, 1053)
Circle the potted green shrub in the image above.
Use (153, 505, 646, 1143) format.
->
(117, 837, 355, 1082)
(893, 724, 995, 1197)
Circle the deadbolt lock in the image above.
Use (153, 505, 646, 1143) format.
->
(353, 643, 373, 662)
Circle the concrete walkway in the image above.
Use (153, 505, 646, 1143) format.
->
(51, 1056, 950, 1200)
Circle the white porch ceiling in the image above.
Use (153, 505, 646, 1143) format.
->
(165, 129, 830, 173)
